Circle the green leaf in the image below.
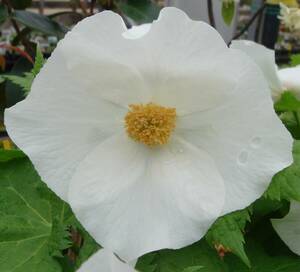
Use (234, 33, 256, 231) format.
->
(225, 219, 300, 272)
(291, 54, 300, 67)
(0, 149, 25, 162)
(48, 217, 70, 258)
(12, 10, 67, 37)
(182, 266, 204, 272)
(5, 57, 33, 107)
(206, 209, 251, 267)
(136, 241, 228, 272)
(74, 226, 101, 270)
(137, 218, 300, 272)
(0, 157, 62, 271)
(4, 46, 46, 95)
(0, 4, 8, 24)
(0, 155, 99, 271)
(222, 1, 235, 26)
(279, 111, 300, 140)
(32, 46, 46, 76)
(116, 0, 161, 24)
(251, 197, 285, 220)
(266, 140, 300, 201)
(275, 91, 300, 112)
(3, 73, 34, 94)
(226, 239, 300, 271)
(0, 75, 6, 84)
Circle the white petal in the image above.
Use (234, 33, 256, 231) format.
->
(5, 11, 149, 201)
(123, 24, 152, 40)
(54, 18, 151, 107)
(77, 249, 136, 272)
(116, 7, 230, 114)
(176, 49, 293, 215)
(230, 40, 283, 100)
(68, 134, 225, 261)
(69, 10, 126, 48)
(272, 201, 300, 255)
(278, 65, 300, 99)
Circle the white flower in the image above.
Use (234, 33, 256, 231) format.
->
(78, 249, 136, 272)
(5, 8, 293, 261)
(231, 40, 300, 100)
(279, 3, 300, 31)
(278, 65, 300, 99)
(230, 40, 283, 100)
(272, 201, 300, 255)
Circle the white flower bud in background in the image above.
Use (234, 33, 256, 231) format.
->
(272, 201, 300, 256)
(231, 40, 300, 101)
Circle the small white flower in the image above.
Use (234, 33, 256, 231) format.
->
(231, 40, 300, 100)
(279, 3, 300, 31)
(272, 201, 300, 255)
(5, 8, 293, 261)
(78, 249, 136, 272)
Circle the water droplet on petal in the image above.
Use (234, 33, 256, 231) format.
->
(238, 150, 248, 165)
(251, 137, 262, 149)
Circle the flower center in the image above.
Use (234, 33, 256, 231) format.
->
(125, 103, 176, 146)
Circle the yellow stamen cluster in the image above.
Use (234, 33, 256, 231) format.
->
(125, 103, 176, 146)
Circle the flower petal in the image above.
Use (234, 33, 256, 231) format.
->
(68, 134, 225, 261)
(230, 40, 283, 100)
(278, 65, 300, 99)
(176, 49, 293, 215)
(117, 7, 230, 114)
(272, 201, 300, 255)
(123, 24, 152, 40)
(5, 11, 150, 201)
(77, 249, 136, 272)
(52, 12, 151, 107)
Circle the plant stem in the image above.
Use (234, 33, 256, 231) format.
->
(90, 0, 96, 15)
(254, 3, 265, 42)
(79, 0, 88, 16)
(207, 0, 216, 28)
(230, 3, 266, 42)
(2, 0, 33, 55)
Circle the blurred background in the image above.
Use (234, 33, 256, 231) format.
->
(0, 0, 300, 148)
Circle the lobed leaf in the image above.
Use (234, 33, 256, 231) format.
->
(0, 154, 99, 271)
(206, 209, 251, 267)
(275, 91, 300, 112)
(136, 241, 227, 272)
(32, 46, 46, 76)
(4, 46, 46, 95)
(266, 140, 300, 201)
(3, 73, 34, 94)
(0, 149, 25, 162)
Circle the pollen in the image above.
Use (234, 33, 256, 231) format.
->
(125, 103, 176, 146)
